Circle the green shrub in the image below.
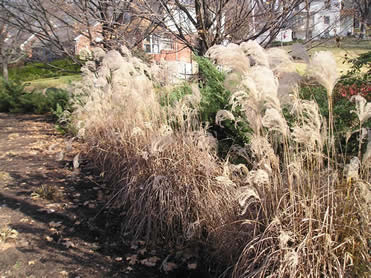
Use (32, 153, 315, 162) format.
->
(0, 78, 71, 115)
(299, 83, 370, 156)
(195, 56, 251, 156)
(7, 58, 81, 82)
(0, 79, 30, 112)
(269, 39, 304, 47)
(336, 51, 370, 101)
(160, 82, 193, 107)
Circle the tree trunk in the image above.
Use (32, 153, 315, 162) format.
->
(305, 0, 311, 42)
(195, 37, 208, 56)
(2, 58, 8, 81)
(359, 21, 366, 39)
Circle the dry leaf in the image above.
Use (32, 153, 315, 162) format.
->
(49, 221, 62, 228)
(130, 243, 138, 250)
(163, 262, 178, 272)
(187, 263, 197, 270)
(115, 257, 123, 262)
(28, 260, 36, 265)
(59, 270, 68, 277)
(138, 248, 147, 255)
(140, 258, 157, 267)
(73, 153, 80, 169)
(63, 240, 75, 248)
(126, 254, 138, 265)
(45, 236, 53, 242)
(148, 256, 161, 263)
(56, 151, 64, 161)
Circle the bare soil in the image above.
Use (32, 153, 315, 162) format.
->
(0, 113, 206, 278)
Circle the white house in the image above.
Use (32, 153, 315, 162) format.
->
(291, 0, 354, 40)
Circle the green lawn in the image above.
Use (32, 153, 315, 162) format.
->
(25, 75, 81, 92)
(280, 38, 370, 75)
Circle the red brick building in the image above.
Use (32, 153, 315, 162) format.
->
(74, 23, 196, 78)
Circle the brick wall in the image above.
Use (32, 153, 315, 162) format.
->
(151, 40, 192, 63)
(74, 24, 103, 55)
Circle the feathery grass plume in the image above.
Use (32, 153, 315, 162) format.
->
(350, 95, 371, 159)
(362, 137, 371, 174)
(344, 157, 360, 181)
(307, 50, 338, 101)
(266, 48, 296, 75)
(246, 66, 279, 101)
(249, 135, 279, 171)
(206, 44, 250, 73)
(240, 40, 269, 67)
(308, 51, 338, 157)
(291, 100, 324, 151)
(262, 108, 289, 137)
(216, 110, 236, 128)
(150, 59, 178, 85)
(351, 95, 371, 125)
(227, 66, 281, 136)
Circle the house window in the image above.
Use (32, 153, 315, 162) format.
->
(324, 16, 330, 24)
(161, 38, 174, 50)
(144, 35, 160, 54)
(297, 16, 304, 25)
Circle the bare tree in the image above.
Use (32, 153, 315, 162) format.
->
(0, 11, 31, 81)
(352, 0, 370, 38)
(0, 0, 160, 59)
(141, 0, 307, 55)
(0, 0, 319, 60)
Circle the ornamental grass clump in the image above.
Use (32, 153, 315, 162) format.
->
(207, 43, 370, 277)
(72, 46, 240, 247)
(72, 43, 370, 277)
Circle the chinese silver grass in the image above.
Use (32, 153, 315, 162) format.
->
(308, 51, 338, 157)
(203, 42, 370, 277)
(240, 40, 269, 67)
(262, 108, 289, 138)
(206, 44, 250, 73)
(229, 67, 281, 135)
(216, 110, 236, 128)
(72, 48, 241, 256)
(266, 47, 296, 75)
(350, 95, 371, 159)
(74, 44, 371, 277)
(291, 100, 324, 151)
(246, 66, 279, 105)
(350, 95, 371, 125)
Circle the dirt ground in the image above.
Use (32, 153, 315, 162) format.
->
(0, 113, 206, 278)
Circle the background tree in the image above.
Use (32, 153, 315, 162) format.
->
(0, 11, 30, 81)
(142, 0, 308, 55)
(352, 0, 370, 38)
(0, 0, 161, 58)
